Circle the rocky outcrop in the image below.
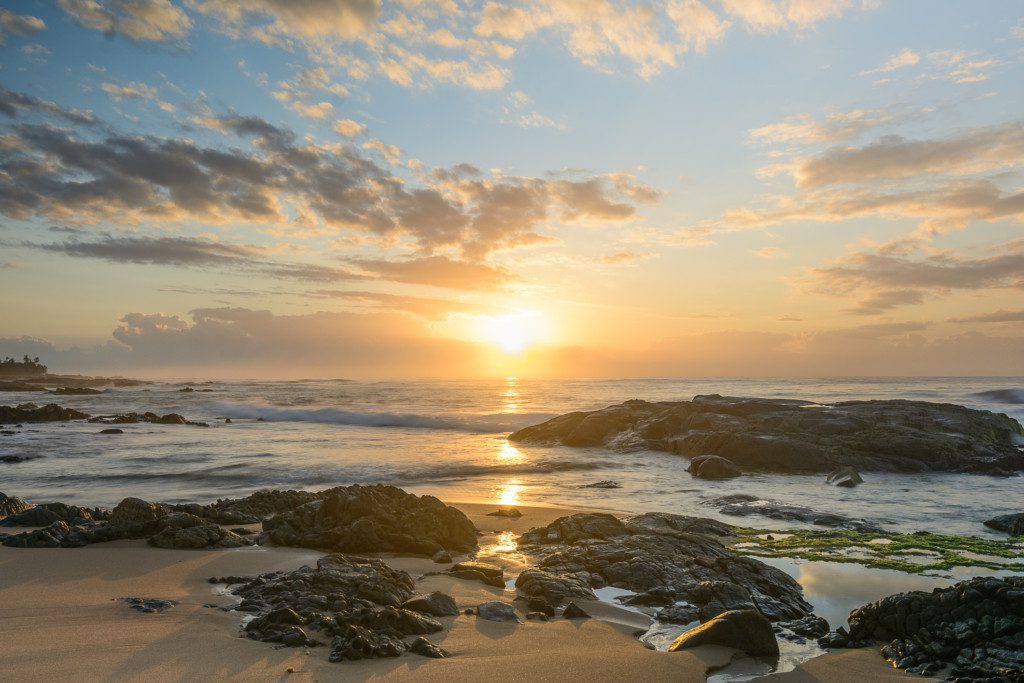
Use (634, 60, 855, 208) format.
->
(704, 494, 885, 532)
(448, 561, 504, 587)
(51, 387, 102, 395)
(147, 513, 252, 549)
(0, 492, 30, 519)
(688, 455, 741, 479)
(263, 485, 477, 556)
(826, 466, 863, 487)
(510, 395, 1024, 473)
(229, 554, 450, 660)
(514, 568, 596, 604)
(88, 412, 208, 427)
(984, 513, 1024, 536)
(0, 502, 107, 527)
(401, 592, 459, 617)
(517, 512, 812, 622)
(0, 403, 89, 423)
(669, 609, 779, 657)
(824, 576, 1024, 679)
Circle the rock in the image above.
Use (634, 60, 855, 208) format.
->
(657, 604, 700, 624)
(510, 396, 1024, 473)
(826, 466, 863, 487)
(515, 568, 595, 604)
(407, 636, 449, 658)
(224, 418, 232, 423)
(402, 592, 459, 617)
(984, 513, 1024, 536)
(704, 494, 885, 532)
(235, 554, 431, 658)
(122, 597, 176, 613)
(691, 580, 756, 621)
(263, 484, 477, 556)
(624, 587, 677, 607)
(110, 497, 165, 534)
(448, 561, 504, 587)
(0, 502, 106, 527)
(99, 428, 124, 434)
(669, 609, 779, 657)
(829, 576, 1024, 677)
(0, 492, 30, 519)
(148, 522, 254, 550)
(516, 595, 555, 617)
(562, 602, 591, 619)
(477, 601, 519, 623)
(179, 387, 195, 392)
(0, 403, 89, 423)
(579, 480, 622, 489)
(1, 520, 123, 547)
(51, 387, 102, 395)
(776, 615, 829, 641)
(518, 512, 811, 623)
(87, 411, 207, 427)
(486, 507, 523, 518)
(431, 549, 453, 563)
(688, 455, 741, 479)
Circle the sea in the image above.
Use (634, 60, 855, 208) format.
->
(2, 376, 1023, 654)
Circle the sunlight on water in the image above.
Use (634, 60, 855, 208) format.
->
(496, 479, 524, 506)
(496, 442, 524, 461)
(500, 376, 520, 413)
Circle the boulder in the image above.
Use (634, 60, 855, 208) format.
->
(669, 609, 779, 656)
(263, 484, 477, 556)
(99, 428, 124, 434)
(401, 592, 459, 617)
(657, 604, 700, 624)
(704, 494, 885, 532)
(515, 568, 596, 604)
(562, 602, 591, 619)
(691, 580, 756, 621)
(984, 513, 1024, 536)
(431, 549, 453, 563)
(0, 492, 30, 519)
(826, 466, 863, 487)
(0, 502, 105, 527)
(477, 601, 519, 622)
(510, 395, 1024, 473)
(518, 512, 811, 623)
(407, 636, 449, 658)
(0, 403, 89, 423)
(688, 455, 741, 479)
(109, 497, 165, 534)
(579, 480, 623, 489)
(148, 523, 253, 550)
(486, 507, 523, 518)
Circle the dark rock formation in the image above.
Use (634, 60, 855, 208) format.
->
(477, 601, 519, 622)
(515, 568, 596, 604)
(669, 609, 779, 656)
(431, 549, 452, 563)
(826, 466, 864, 487)
(51, 387, 102, 395)
(147, 513, 252, 549)
(263, 485, 477, 556)
(518, 512, 811, 623)
(0, 403, 89, 423)
(984, 513, 1024, 536)
(232, 554, 447, 661)
(88, 412, 207, 427)
(825, 576, 1024, 679)
(122, 597, 176, 613)
(510, 396, 1024, 473)
(486, 507, 523, 518)
(0, 381, 45, 391)
(0, 502, 107, 527)
(407, 636, 449, 658)
(99, 428, 124, 434)
(401, 592, 459, 617)
(579, 480, 623, 489)
(0, 492, 30, 519)
(171, 489, 321, 525)
(688, 454, 741, 479)
(775, 615, 829, 643)
(448, 561, 504, 587)
(562, 602, 591, 619)
(704, 494, 885, 532)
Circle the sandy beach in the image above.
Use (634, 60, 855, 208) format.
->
(0, 502, 928, 682)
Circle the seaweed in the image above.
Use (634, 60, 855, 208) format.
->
(729, 527, 1024, 573)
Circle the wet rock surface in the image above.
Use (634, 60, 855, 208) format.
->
(984, 513, 1024, 537)
(0, 492, 30, 519)
(88, 412, 208, 427)
(517, 512, 812, 622)
(514, 568, 596, 604)
(704, 493, 885, 532)
(401, 591, 459, 617)
(232, 554, 451, 661)
(826, 466, 864, 487)
(688, 454, 742, 479)
(447, 561, 505, 587)
(823, 576, 1024, 679)
(0, 403, 89, 423)
(263, 485, 477, 556)
(0, 502, 108, 527)
(510, 395, 1024, 473)
(122, 597, 176, 613)
(669, 609, 779, 657)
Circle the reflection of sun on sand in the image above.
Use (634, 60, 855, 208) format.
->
(0, 501, 923, 682)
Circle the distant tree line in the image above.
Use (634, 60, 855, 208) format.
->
(0, 356, 48, 377)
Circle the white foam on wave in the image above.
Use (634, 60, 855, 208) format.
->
(210, 402, 555, 433)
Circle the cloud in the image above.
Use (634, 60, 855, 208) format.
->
(31, 235, 257, 266)
(0, 85, 96, 125)
(749, 108, 891, 146)
(350, 256, 515, 290)
(189, 0, 381, 42)
(792, 121, 1024, 189)
(0, 9, 46, 44)
(307, 289, 486, 319)
(599, 250, 653, 265)
(948, 309, 1024, 324)
(502, 91, 564, 130)
(334, 119, 367, 136)
(866, 47, 920, 74)
(58, 0, 192, 42)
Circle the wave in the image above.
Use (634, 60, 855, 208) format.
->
(970, 389, 1024, 405)
(210, 402, 555, 433)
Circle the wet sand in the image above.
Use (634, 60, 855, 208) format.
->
(0, 501, 929, 682)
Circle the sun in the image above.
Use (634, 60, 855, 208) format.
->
(479, 311, 544, 354)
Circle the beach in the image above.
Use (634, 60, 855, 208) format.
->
(0, 502, 925, 682)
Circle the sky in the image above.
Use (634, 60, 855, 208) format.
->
(0, 0, 1023, 378)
